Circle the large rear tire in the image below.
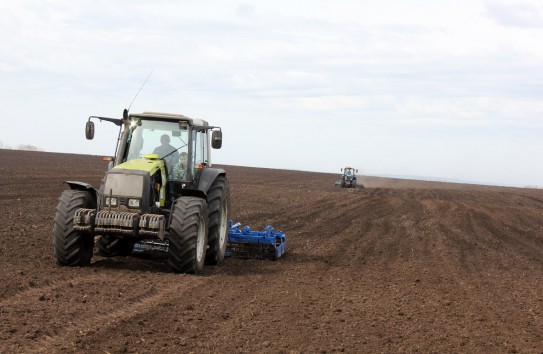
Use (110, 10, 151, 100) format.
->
(53, 190, 95, 266)
(97, 236, 133, 257)
(205, 176, 231, 265)
(168, 197, 208, 274)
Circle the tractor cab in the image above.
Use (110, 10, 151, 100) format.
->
(86, 111, 223, 210)
(121, 114, 207, 182)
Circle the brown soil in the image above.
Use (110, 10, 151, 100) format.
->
(0, 149, 542, 353)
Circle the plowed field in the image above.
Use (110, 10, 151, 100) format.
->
(0, 149, 542, 353)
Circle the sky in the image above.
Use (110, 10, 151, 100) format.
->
(1, 0, 542, 187)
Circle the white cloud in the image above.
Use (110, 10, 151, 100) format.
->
(236, 4, 256, 18)
(485, 0, 543, 28)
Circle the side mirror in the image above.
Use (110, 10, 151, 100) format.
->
(211, 130, 222, 149)
(85, 121, 95, 140)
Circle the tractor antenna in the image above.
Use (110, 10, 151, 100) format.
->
(128, 70, 153, 112)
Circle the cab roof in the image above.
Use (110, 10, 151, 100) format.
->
(129, 111, 209, 127)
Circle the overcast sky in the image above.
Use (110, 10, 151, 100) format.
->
(1, 1, 542, 187)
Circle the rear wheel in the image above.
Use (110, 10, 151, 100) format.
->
(168, 197, 208, 274)
(53, 190, 95, 266)
(97, 236, 133, 257)
(205, 176, 231, 265)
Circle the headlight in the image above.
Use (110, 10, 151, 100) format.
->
(128, 198, 141, 208)
(105, 197, 118, 207)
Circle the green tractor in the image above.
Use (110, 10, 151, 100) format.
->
(53, 109, 230, 274)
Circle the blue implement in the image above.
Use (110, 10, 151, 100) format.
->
(226, 220, 286, 260)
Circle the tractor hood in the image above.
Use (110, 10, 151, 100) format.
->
(105, 154, 167, 209)
(113, 154, 164, 175)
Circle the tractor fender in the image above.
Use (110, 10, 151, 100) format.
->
(65, 181, 98, 204)
(197, 168, 226, 194)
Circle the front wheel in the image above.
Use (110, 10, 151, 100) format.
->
(205, 176, 231, 265)
(168, 197, 208, 274)
(53, 190, 95, 266)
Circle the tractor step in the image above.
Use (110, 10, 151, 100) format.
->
(226, 221, 286, 260)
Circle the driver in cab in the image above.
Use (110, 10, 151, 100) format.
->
(153, 134, 179, 175)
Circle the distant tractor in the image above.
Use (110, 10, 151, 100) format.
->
(53, 109, 230, 274)
(340, 167, 358, 188)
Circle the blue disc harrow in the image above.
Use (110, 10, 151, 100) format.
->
(226, 220, 286, 260)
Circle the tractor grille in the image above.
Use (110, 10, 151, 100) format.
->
(95, 211, 140, 236)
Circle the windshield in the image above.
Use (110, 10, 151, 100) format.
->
(124, 118, 189, 180)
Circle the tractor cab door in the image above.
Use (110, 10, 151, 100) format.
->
(190, 128, 209, 182)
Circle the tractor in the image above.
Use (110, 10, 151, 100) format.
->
(53, 109, 230, 274)
(340, 167, 358, 188)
